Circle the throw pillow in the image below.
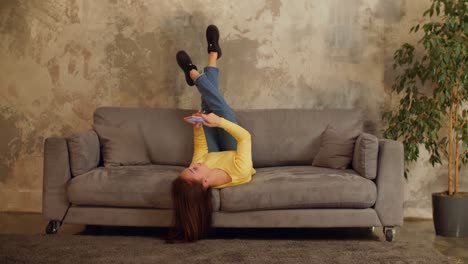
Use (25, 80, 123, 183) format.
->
(352, 133, 379, 179)
(312, 125, 361, 169)
(67, 129, 100, 176)
(93, 122, 151, 167)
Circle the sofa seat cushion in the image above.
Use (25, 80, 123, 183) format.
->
(219, 166, 377, 212)
(66, 165, 221, 211)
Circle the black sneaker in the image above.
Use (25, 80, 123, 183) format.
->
(176, 50, 198, 86)
(206, 25, 222, 59)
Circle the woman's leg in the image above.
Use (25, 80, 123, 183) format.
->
(203, 52, 219, 88)
(198, 51, 221, 152)
(196, 76, 238, 151)
(200, 54, 219, 115)
(200, 98, 221, 152)
(190, 53, 238, 151)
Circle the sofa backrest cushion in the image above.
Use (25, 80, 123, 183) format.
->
(312, 125, 361, 169)
(67, 129, 100, 176)
(93, 122, 152, 167)
(93, 107, 363, 168)
(352, 133, 379, 179)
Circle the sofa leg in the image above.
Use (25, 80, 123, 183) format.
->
(383, 226, 396, 242)
(45, 220, 62, 234)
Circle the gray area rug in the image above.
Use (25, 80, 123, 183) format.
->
(0, 227, 452, 264)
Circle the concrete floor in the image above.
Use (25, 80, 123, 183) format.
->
(0, 212, 467, 263)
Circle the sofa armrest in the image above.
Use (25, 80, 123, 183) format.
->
(374, 139, 404, 226)
(42, 137, 71, 221)
(67, 129, 100, 176)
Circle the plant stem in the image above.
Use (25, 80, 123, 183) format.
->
(454, 85, 459, 194)
(448, 86, 454, 195)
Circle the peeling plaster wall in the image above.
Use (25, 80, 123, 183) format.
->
(0, 0, 466, 217)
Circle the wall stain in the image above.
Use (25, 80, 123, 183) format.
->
(71, 94, 95, 121)
(82, 48, 92, 79)
(0, 0, 18, 10)
(0, 0, 30, 57)
(233, 25, 250, 35)
(254, 0, 282, 20)
(62, 42, 93, 80)
(65, 0, 80, 24)
(222, 37, 296, 109)
(326, 0, 365, 64)
(115, 16, 133, 33)
(0, 107, 22, 184)
(7, 84, 18, 98)
(375, 0, 406, 24)
(46, 57, 60, 87)
(68, 58, 77, 75)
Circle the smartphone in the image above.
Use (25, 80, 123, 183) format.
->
(187, 117, 205, 122)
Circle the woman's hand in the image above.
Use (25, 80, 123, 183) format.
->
(200, 113, 221, 127)
(191, 110, 204, 117)
(183, 110, 205, 128)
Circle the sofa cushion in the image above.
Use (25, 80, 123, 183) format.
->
(219, 166, 377, 212)
(352, 133, 379, 179)
(312, 125, 360, 169)
(66, 165, 221, 211)
(67, 129, 100, 176)
(93, 123, 151, 167)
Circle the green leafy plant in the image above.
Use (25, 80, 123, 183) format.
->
(382, 0, 467, 195)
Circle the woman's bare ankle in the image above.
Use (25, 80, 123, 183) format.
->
(190, 69, 200, 80)
(208, 52, 218, 67)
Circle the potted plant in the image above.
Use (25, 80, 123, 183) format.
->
(382, 0, 467, 237)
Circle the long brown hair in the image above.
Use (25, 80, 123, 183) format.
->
(165, 176, 213, 243)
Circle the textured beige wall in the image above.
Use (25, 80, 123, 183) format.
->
(0, 0, 466, 217)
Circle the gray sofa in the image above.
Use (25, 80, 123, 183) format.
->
(42, 107, 404, 241)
